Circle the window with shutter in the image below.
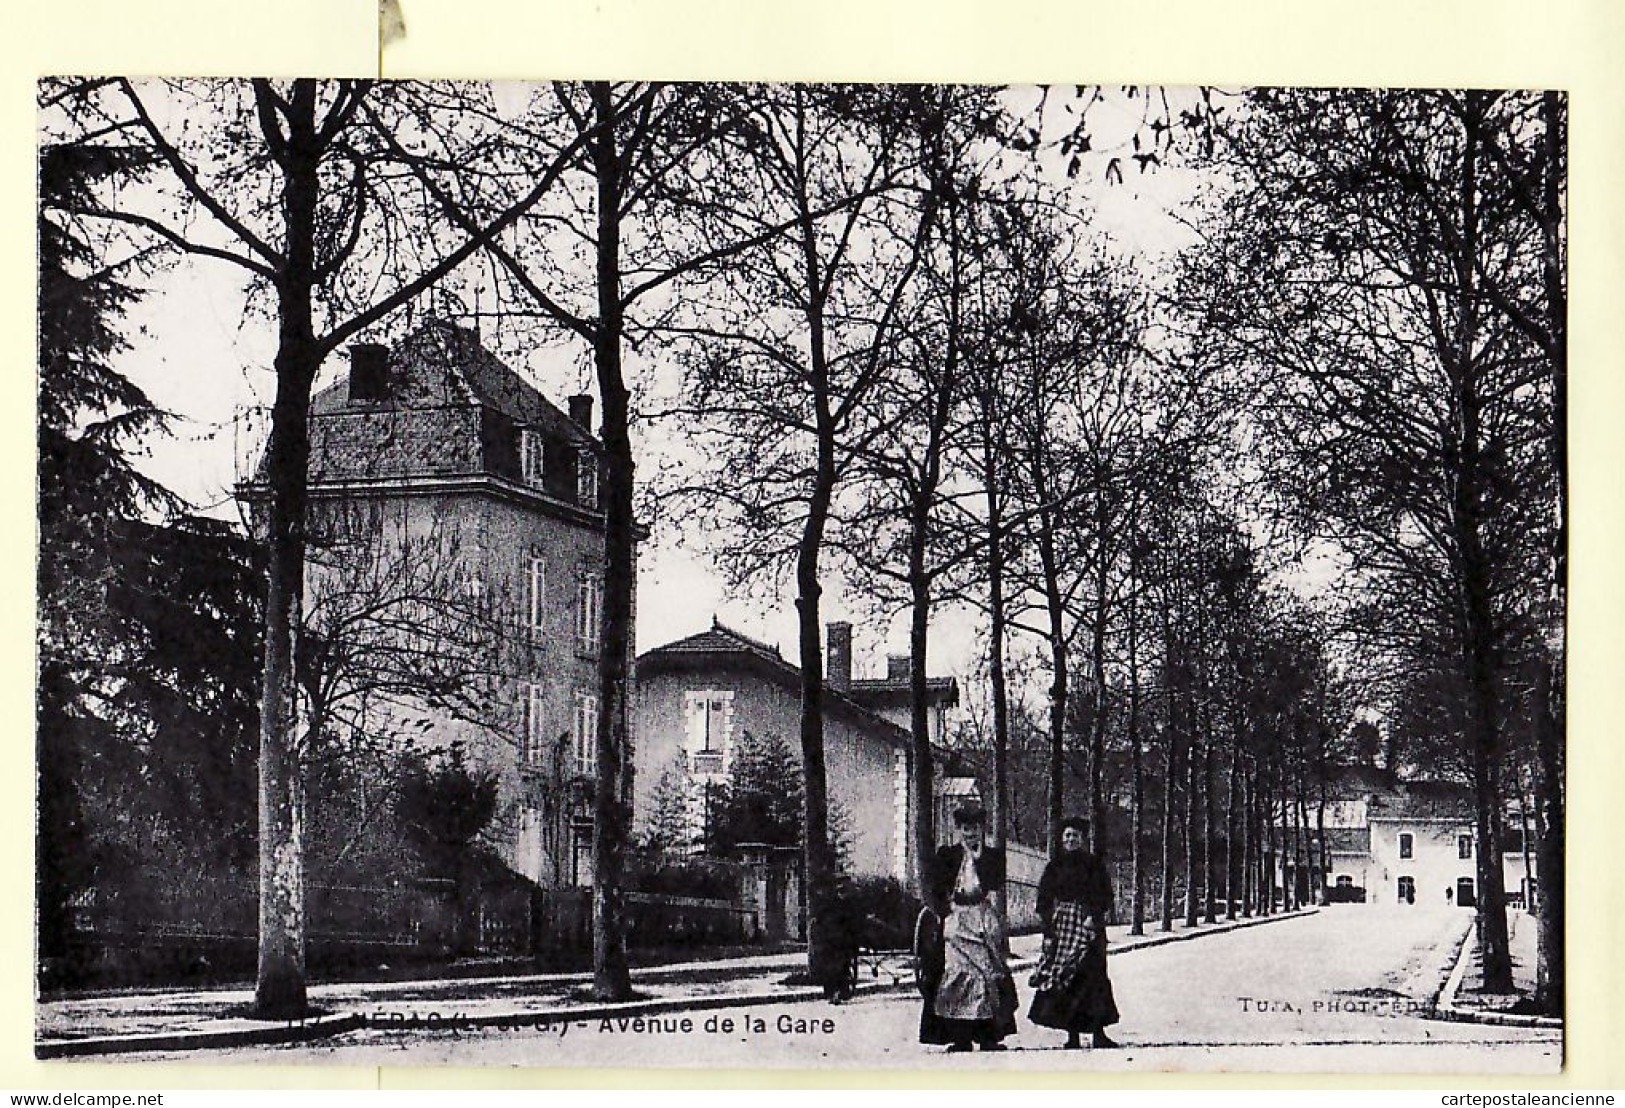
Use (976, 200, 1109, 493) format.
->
(685, 690, 732, 776)
(576, 570, 602, 653)
(526, 552, 546, 635)
(519, 681, 546, 766)
(574, 692, 598, 777)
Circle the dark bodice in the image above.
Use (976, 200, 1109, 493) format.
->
(1036, 850, 1113, 927)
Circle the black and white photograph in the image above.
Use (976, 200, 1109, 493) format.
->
(33, 77, 1567, 1074)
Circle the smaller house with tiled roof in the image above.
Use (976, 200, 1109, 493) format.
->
(633, 619, 964, 883)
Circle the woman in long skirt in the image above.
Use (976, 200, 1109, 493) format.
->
(1028, 815, 1120, 1049)
(919, 804, 1016, 1052)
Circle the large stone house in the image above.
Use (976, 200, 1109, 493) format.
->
(241, 320, 622, 892)
(632, 619, 964, 884)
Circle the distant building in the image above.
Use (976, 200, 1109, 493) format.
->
(241, 320, 623, 891)
(632, 619, 964, 883)
(1298, 767, 1539, 909)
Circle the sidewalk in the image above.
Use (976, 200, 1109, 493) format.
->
(37, 907, 1320, 1058)
(1435, 908, 1561, 1029)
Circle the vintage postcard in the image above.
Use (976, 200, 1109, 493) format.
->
(33, 77, 1565, 1074)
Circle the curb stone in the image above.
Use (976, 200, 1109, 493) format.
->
(45, 953, 813, 1009)
(1097, 906, 1320, 958)
(1431, 920, 1562, 1030)
(36, 1012, 366, 1060)
(37, 905, 1324, 1057)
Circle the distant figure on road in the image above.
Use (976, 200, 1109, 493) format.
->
(919, 803, 1016, 1052)
(1027, 816, 1120, 1049)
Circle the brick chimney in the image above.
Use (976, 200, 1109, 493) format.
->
(347, 343, 390, 403)
(886, 653, 911, 682)
(826, 622, 853, 691)
(568, 393, 593, 429)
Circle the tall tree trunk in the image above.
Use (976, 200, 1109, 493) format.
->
(1184, 725, 1200, 928)
(1037, 500, 1068, 857)
(1158, 706, 1179, 934)
(1203, 730, 1216, 924)
(1087, 493, 1111, 856)
(1127, 557, 1146, 936)
(1533, 87, 1567, 1019)
(1028, 337, 1068, 856)
(795, 490, 838, 989)
(1241, 763, 1255, 917)
(1463, 520, 1514, 968)
(1281, 761, 1297, 911)
(908, 507, 937, 899)
(1534, 662, 1564, 1013)
(981, 408, 1012, 855)
(1452, 94, 1514, 992)
(1157, 582, 1181, 933)
(908, 207, 959, 887)
(587, 81, 635, 1002)
(1192, 580, 1215, 924)
(255, 82, 322, 1020)
(1293, 762, 1306, 910)
(1263, 760, 1278, 916)
(1294, 775, 1314, 908)
(786, 157, 838, 994)
(1225, 741, 1240, 921)
(784, 85, 843, 992)
(1047, 628, 1067, 859)
(1316, 778, 1329, 906)
(1258, 765, 1271, 914)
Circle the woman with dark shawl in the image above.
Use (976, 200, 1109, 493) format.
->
(1028, 816, 1120, 1048)
(918, 803, 1017, 1052)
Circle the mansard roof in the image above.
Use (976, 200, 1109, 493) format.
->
(236, 321, 611, 524)
(310, 319, 599, 453)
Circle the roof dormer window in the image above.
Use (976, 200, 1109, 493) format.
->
(577, 453, 599, 508)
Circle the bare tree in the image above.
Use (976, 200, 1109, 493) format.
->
(666, 84, 944, 987)
(296, 515, 526, 755)
(993, 209, 1143, 856)
(45, 78, 591, 1015)
(832, 88, 1023, 886)
(1181, 88, 1562, 992)
(382, 80, 944, 998)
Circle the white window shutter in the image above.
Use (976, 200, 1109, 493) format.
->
(685, 692, 706, 752)
(527, 555, 545, 633)
(519, 685, 532, 764)
(529, 683, 545, 766)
